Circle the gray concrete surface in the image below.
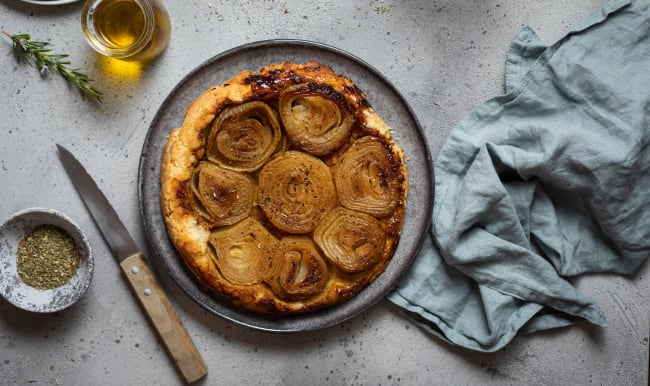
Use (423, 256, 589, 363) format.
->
(1, 0, 648, 384)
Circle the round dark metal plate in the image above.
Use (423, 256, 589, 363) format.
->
(138, 40, 433, 332)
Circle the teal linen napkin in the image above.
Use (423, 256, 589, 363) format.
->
(388, 0, 650, 352)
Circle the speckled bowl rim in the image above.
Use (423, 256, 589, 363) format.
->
(0, 208, 94, 313)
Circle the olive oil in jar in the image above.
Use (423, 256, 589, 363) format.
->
(94, 0, 146, 49)
(82, 0, 170, 62)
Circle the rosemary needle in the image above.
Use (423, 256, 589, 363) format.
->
(2, 31, 103, 102)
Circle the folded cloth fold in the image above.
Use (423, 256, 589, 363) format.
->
(388, 0, 650, 352)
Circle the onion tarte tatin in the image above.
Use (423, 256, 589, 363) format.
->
(160, 62, 408, 314)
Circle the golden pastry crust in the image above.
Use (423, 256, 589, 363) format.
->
(160, 62, 408, 314)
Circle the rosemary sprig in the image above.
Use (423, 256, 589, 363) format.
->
(2, 31, 103, 102)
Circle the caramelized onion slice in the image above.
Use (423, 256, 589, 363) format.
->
(209, 218, 278, 286)
(267, 237, 330, 301)
(334, 136, 403, 217)
(206, 101, 282, 171)
(258, 151, 337, 234)
(190, 162, 255, 226)
(278, 83, 354, 156)
(314, 207, 386, 273)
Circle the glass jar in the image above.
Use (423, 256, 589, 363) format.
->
(81, 0, 170, 62)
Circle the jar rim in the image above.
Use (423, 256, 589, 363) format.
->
(81, 0, 155, 59)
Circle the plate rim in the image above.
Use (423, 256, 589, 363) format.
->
(137, 38, 433, 332)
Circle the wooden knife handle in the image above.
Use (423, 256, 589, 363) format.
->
(120, 253, 208, 383)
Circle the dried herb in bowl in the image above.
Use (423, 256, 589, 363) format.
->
(16, 225, 80, 290)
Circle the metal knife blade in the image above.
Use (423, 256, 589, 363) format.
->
(56, 144, 139, 262)
(56, 144, 208, 383)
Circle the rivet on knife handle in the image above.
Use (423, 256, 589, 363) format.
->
(121, 253, 208, 383)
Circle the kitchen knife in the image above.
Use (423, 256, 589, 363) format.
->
(56, 144, 208, 383)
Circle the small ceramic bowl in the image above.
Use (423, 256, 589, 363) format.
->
(18, 0, 83, 5)
(0, 208, 93, 313)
